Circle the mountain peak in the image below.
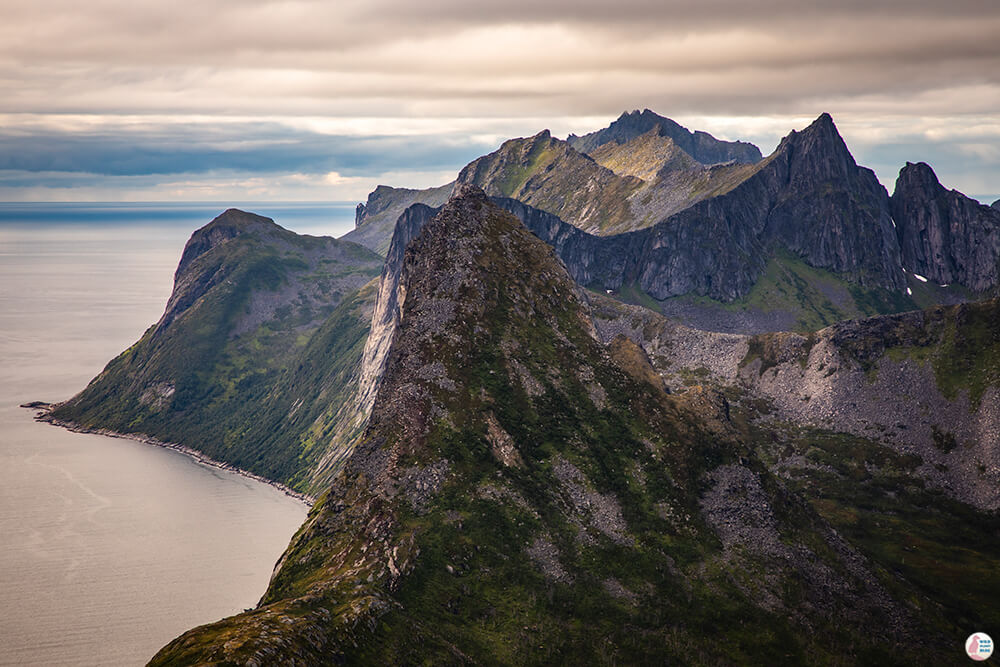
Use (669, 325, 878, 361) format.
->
(570, 109, 761, 165)
(175, 208, 278, 278)
(892, 161, 1000, 290)
(776, 112, 855, 170)
(896, 161, 941, 190)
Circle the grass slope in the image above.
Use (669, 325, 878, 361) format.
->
(50, 214, 382, 493)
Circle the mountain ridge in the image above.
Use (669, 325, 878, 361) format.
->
(149, 185, 984, 664)
(46, 208, 383, 494)
(568, 109, 763, 165)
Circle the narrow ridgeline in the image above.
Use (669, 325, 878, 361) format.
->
(149, 186, 961, 665)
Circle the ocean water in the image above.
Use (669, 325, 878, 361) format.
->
(0, 203, 356, 665)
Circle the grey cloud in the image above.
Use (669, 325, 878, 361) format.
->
(1, 2, 997, 120)
(0, 123, 493, 177)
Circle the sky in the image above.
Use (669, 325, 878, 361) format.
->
(1, 0, 999, 204)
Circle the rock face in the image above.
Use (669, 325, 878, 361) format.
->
(891, 162, 1000, 291)
(736, 301, 1000, 510)
(497, 115, 902, 302)
(343, 182, 453, 255)
(150, 186, 978, 665)
(568, 108, 763, 165)
(356, 202, 437, 414)
(591, 290, 1000, 510)
(354, 112, 999, 331)
(48, 209, 384, 493)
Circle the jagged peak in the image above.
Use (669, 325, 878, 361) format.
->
(572, 108, 761, 165)
(774, 112, 854, 165)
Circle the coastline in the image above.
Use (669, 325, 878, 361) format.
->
(22, 402, 315, 507)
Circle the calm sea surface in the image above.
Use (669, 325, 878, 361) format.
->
(0, 203, 356, 665)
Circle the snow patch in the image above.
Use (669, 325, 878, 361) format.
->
(913, 273, 928, 283)
(906, 287, 913, 295)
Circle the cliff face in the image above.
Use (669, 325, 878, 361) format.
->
(150, 186, 979, 665)
(404, 116, 905, 312)
(48, 209, 384, 493)
(343, 182, 453, 255)
(891, 162, 1000, 291)
(353, 113, 997, 330)
(568, 108, 763, 165)
(590, 290, 1000, 510)
(356, 202, 437, 414)
(526, 115, 903, 297)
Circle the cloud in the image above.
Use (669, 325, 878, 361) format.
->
(0, 1, 996, 200)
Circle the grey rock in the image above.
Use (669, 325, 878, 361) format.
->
(401, 115, 905, 306)
(357, 202, 438, 414)
(891, 161, 1000, 291)
(342, 183, 453, 255)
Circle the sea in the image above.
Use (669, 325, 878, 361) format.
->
(0, 202, 357, 665)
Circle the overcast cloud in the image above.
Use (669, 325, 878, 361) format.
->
(0, 0, 998, 202)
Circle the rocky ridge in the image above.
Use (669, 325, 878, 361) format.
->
(389, 115, 914, 334)
(149, 186, 970, 665)
(589, 290, 1000, 510)
(568, 109, 763, 165)
(343, 182, 453, 255)
(456, 129, 643, 234)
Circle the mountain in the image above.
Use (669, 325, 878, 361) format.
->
(891, 162, 1000, 291)
(343, 182, 453, 255)
(453, 118, 765, 237)
(355, 112, 997, 334)
(568, 109, 762, 165)
(149, 186, 989, 664)
(45, 209, 383, 494)
(588, 289, 1000, 630)
(455, 129, 643, 234)
(454, 115, 910, 332)
(353, 113, 766, 249)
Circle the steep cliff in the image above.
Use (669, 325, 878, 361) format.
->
(392, 158, 914, 336)
(568, 109, 763, 165)
(356, 202, 437, 414)
(47, 209, 383, 493)
(891, 162, 1000, 291)
(150, 187, 968, 665)
(343, 182, 453, 255)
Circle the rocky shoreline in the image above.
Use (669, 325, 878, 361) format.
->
(20, 402, 315, 507)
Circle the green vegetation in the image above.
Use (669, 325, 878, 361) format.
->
(51, 217, 382, 494)
(465, 132, 642, 234)
(752, 421, 1000, 637)
(151, 193, 952, 665)
(735, 248, 916, 330)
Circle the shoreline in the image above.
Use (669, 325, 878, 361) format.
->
(22, 402, 315, 507)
